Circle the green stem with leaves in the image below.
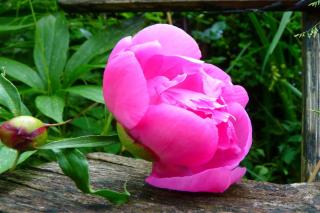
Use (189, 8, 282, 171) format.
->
(10, 151, 20, 171)
(101, 113, 113, 136)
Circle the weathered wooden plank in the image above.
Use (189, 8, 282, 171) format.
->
(0, 152, 319, 212)
(58, 0, 312, 12)
(302, 12, 320, 182)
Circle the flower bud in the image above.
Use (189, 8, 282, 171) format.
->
(0, 116, 48, 151)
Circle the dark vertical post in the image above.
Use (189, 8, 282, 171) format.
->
(302, 12, 320, 182)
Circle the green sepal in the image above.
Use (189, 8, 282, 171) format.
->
(116, 122, 154, 162)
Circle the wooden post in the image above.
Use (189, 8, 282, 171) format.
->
(302, 12, 320, 182)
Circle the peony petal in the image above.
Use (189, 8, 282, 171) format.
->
(130, 104, 218, 166)
(146, 166, 246, 193)
(203, 63, 249, 107)
(223, 85, 249, 107)
(174, 72, 204, 93)
(109, 36, 132, 60)
(161, 88, 224, 116)
(143, 54, 203, 79)
(103, 51, 149, 129)
(229, 102, 252, 153)
(132, 24, 201, 59)
(130, 41, 162, 70)
(203, 63, 231, 83)
(199, 102, 252, 169)
(200, 69, 225, 98)
(147, 74, 187, 104)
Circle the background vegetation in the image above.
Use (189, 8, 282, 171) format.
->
(0, 0, 303, 184)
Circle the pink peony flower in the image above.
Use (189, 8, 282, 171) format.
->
(103, 24, 252, 193)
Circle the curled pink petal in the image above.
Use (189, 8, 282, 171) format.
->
(131, 41, 162, 71)
(109, 36, 132, 60)
(203, 63, 231, 83)
(146, 166, 246, 193)
(147, 74, 187, 104)
(223, 85, 249, 107)
(130, 104, 218, 166)
(229, 102, 252, 154)
(132, 24, 201, 59)
(143, 54, 203, 79)
(198, 103, 252, 169)
(174, 72, 204, 93)
(103, 51, 149, 129)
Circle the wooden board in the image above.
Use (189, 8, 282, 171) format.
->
(302, 12, 320, 182)
(58, 0, 312, 12)
(0, 152, 319, 212)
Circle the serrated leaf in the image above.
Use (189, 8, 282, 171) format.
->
(0, 57, 44, 89)
(66, 85, 104, 103)
(35, 95, 65, 122)
(34, 14, 69, 92)
(37, 135, 117, 150)
(54, 149, 130, 204)
(0, 72, 22, 116)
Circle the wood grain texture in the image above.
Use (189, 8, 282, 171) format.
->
(58, 0, 311, 12)
(0, 152, 319, 212)
(302, 12, 320, 182)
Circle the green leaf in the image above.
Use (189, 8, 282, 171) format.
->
(0, 72, 22, 116)
(66, 85, 104, 103)
(34, 14, 69, 93)
(0, 57, 44, 89)
(54, 149, 90, 192)
(0, 23, 33, 32)
(0, 106, 13, 120)
(35, 95, 65, 122)
(64, 19, 143, 86)
(37, 135, 117, 150)
(64, 32, 110, 85)
(92, 188, 130, 205)
(72, 117, 103, 135)
(262, 12, 292, 72)
(281, 79, 302, 98)
(248, 13, 268, 45)
(282, 148, 297, 164)
(0, 16, 34, 33)
(226, 42, 251, 72)
(0, 143, 36, 174)
(54, 149, 130, 204)
(21, 103, 31, 115)
(117, 123, 154, 161)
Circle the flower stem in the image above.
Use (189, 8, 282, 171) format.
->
(166, 12, 173, 25)
(101, 113, 113, 136)
(28, 0, 37, 25)
(44, 102, 99, 127)
(10, 151, 20, 172)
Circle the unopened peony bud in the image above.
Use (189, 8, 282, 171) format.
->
(0, 116, 48, 151)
